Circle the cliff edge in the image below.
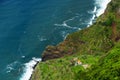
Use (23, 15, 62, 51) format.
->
(31, 0, 120, 80)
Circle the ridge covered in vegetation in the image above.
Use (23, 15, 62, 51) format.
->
(31, 0, 120, 80)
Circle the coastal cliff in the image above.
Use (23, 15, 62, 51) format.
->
(31, 0, 120, 80)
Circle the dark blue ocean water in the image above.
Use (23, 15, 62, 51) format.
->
(0, 0, 98, 80)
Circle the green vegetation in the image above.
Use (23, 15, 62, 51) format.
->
(76, 42, 120, 80)
(31, 55, 99, 80)
(103, 13, 115, 26)
(31, 0, 120, 80)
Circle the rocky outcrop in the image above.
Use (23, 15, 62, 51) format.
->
(41, 36, 86, 61)
(41, 0, 120, 62)
(42, 44, 74, 61)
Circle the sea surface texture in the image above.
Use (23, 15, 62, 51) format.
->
(0, 0, 110, 80)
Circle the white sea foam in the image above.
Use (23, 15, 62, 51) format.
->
(6, 65, 14, 73)
(6, 61, 19, 73)
(95, 0, 111, 17)
(20, 57, 41, 80)
(64, 33, 69, 40)
(93, 6, 97, 14)
(54, 16, 80, 30)
(87, 0, 111, 27)
(87, 6, 97, 27)
(87, 15, 96, 27)
(88, 6, 97, 14)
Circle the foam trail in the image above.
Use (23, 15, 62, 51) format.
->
(95, 0, 111, 17)
(20, 57, 41, 80)
(87, 6, 97, 27)
(54, 16, 80, 30)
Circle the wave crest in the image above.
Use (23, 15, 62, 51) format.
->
(20, 57, 41, 80)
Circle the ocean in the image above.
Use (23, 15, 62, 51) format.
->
(0, 0, 111, 80)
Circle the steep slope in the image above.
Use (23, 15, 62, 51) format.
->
(31, 0, 120, 80)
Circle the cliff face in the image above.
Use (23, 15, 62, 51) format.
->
(31, 0, 120, 80)
(41, 0, 120, 61)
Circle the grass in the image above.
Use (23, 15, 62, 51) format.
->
(31, 54, 99, 80)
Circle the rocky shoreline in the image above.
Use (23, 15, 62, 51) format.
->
(29, 61, 39, 80)
(41, 0, 111, 62)
(30, 0, 114, 79)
